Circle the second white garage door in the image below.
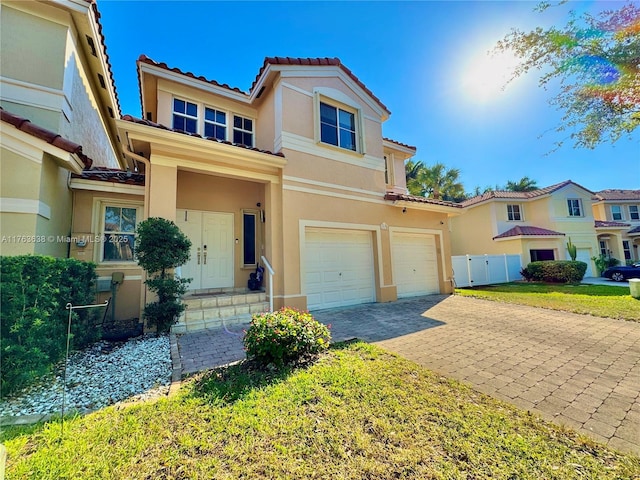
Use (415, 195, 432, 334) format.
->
(392, 232, 439, 297)
(304, 228, 375, 310)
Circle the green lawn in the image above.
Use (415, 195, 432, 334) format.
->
(3, 342, 639, 479)
(455, 282, 640, 321)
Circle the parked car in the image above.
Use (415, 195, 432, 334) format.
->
(603, 263, 640, 282)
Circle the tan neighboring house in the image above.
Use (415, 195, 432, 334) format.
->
(0, 0, 123, 259)
(450, 180, 599, 277)
(592, 190, 640, 263)
(0, 2, 463, 329)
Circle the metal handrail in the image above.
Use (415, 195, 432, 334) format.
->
(261, 255, 275, 312)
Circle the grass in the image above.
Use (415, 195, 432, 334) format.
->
(456, 282, 640, 321)
(3, 342, 639, 479)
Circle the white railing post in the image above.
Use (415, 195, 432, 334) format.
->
(260, 255, 275, 312)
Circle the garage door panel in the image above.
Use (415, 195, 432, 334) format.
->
(392, 233, 439, 298)
(304, 228, 375, 310)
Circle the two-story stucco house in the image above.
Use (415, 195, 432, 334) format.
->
(0, 0, 123, 258)
(0, 1, 464, 331)
(66, 53, 463, 331)
(592, 190, 640, 263)
(450, 180, 599, 276)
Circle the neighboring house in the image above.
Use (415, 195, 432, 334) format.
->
(450, 180, 599, 277)
(592, 190, 640, 263)
(0, 0, 123, 258)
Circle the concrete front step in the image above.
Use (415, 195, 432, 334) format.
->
(173, 290, 268, 334)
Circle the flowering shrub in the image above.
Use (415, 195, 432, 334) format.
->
(243, 308, 331, 365)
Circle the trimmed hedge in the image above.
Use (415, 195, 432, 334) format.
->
(521, 260, 588, 283)
(1, 255, 101, 396)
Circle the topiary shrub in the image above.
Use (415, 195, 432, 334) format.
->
(135, 217, 192, 333)
(1, 255, 101, 396)
(523, 260, 587, 283)
(243, 307, 331, 366)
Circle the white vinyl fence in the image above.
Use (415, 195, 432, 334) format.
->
(452, 254, 523, 287)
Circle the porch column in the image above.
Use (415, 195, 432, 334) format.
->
(148, 162, 177, 221)
(264, 180, 284, 309)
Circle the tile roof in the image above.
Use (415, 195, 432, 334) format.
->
(383, 137, 416, 151)
(384, 192, 462, 208)
(595, 220, 631, 228)
(461, 180, 593, 207)
(592, 189, 640, 201)
(493, 225, 565, 240)
(628, 226, 640, 234)
(137, 55, 247, 95)
(254, 57, 391, 114)
(137, 55, 391, 115)
(1, 108, 93, 168)
(89, 1, 121, 115)
(120, 115, 285, 157)
(72, 167, 145, 186)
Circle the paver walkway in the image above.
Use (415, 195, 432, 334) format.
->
(177, 295, 640, 455)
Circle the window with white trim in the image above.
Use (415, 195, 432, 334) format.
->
(611, 205, 623, 221)
(629, 205, 639, 220)
(507, 204, 522, 221)
(233, 115, 253, 147)
(567, 198, 583, 217)
(173, 98, 198, 133)
(101, 205, 138, 262)
(319, 101, 357, 151)
(599, 240, 608, 256)
(623, 240, 631, 260)
(204, 107, 226, 140)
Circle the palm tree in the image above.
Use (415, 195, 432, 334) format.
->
(505, 176, 538, 192)
(405, 159, 424, 195)
(405, 161, 466, 202)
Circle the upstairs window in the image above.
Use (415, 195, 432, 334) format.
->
(173, 99, 198, 133)
(611, 205, 623, 221)
(507, 204, 522, 221)
(319, 102, 356, 151)
(567, 198, 583, 217)
(630, 205, 639, 220)
(233, 115, 253, 146)
(204, 108, 226, 140)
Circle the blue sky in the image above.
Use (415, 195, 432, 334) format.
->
(98, 1, 639, 193)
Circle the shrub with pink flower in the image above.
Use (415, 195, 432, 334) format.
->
(243, 307, 331, 366)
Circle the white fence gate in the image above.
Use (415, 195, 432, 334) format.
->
(452, 254, 522, 287)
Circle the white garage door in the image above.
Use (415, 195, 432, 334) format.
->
(575, 248, 594, 277)
(304, 228, 375, 310)
(392, 233, 439, 297)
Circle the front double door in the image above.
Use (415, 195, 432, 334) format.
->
(176, 210, 234, 290)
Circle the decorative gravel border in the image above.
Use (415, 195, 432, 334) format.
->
(1, 334, 180, 427)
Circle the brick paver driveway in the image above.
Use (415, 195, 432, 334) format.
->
(177, 295, 640, 455)
(314, 295, 640, 455)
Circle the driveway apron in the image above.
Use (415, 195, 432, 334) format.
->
(177, 295, 640, 455)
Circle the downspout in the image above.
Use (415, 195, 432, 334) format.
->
(120, 148, 150, 219)
(120, 148, 151, 326)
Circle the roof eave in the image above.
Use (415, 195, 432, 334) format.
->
(493, 234, 565, 241)
(387, 199, 464, 216)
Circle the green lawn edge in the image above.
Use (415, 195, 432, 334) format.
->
(455, 282, 640, 322)
(4, 342, 639, 479)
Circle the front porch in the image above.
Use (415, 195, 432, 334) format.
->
(174, 288, 268, 333)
